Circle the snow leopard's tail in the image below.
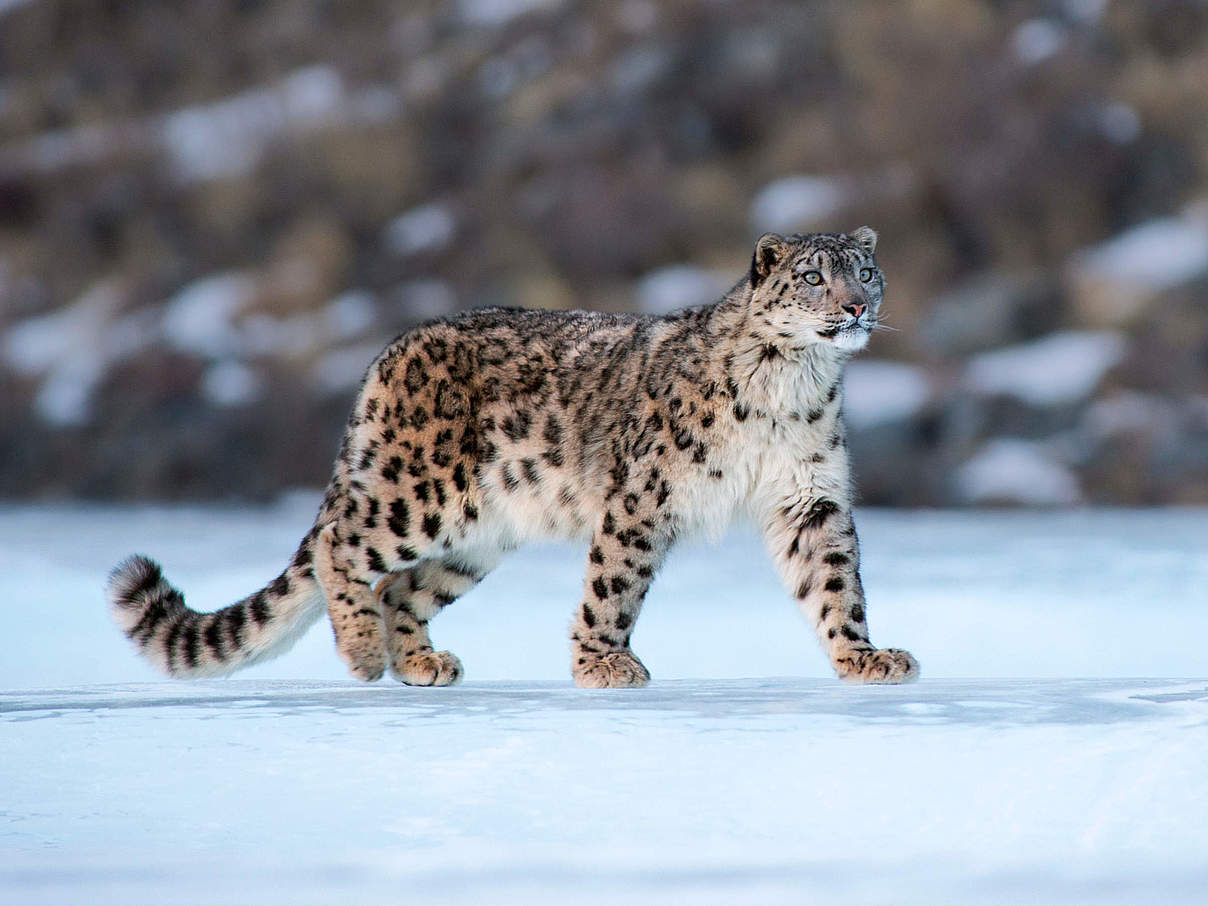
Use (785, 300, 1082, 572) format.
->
(106, 534, 326, 678)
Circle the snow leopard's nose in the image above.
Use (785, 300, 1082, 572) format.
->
(843, 302, 867, 319)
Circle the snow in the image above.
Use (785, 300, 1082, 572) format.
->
(1011, 18, 1067, 65)
(457, 0, 564, 28)
(1064, 0, 1108, 25)
(323, 291, 379, 340)
(635, 265, 729, 315)
(1070, 215, 1208, 293)
(1, 281, 157, 426)
(965, 330, 1126, 407)
(160, 271, 257, 358)
(3, 67, 398, 183)
(162, 66, 345, 183)
(749, 175, 849, 235)
(955, 438, 1082, 505)
(384, 203, 456, 256)
(1080, 391, 1176, 442)
(2, 504, 1207, 903)
(1099, 102, 1141, 145)
(843, 360, 931, 429)
(1, 280, 119, 376)
(0, 0, 38, 18)
(199, 360, 263, 407)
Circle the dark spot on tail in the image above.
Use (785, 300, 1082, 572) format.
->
(249, 592, 272, 626)
(204, 616, 226, 658)
(225, 606, 247, 649)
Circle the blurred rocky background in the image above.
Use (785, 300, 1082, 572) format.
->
(1, 0, 1207, 505)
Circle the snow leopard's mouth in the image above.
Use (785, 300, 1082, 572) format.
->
(817, 318, 872, 339)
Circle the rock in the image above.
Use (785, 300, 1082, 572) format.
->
(919, 270, 1059, 356)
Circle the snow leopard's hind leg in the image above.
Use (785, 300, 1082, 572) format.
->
(315, 523, 394, 681)
(375, 549, 500, 686)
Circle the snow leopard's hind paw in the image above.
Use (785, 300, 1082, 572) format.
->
(836, 647, 919, 684)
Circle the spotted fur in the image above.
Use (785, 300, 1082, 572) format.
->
(108, 228, 918, 687)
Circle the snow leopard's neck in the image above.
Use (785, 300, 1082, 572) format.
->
(705, 287, 848, 418)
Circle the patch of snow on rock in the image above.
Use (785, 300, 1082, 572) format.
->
(1099, 102, 1141, 144)
(956, 438, 1081, 505)
(240, 312, 322, 359)
(635, 265, 728, 315)
(843, 361, 931, 429)
(749, 175, 848, 234)
(1011, 19, 1067, 65)
(0, 0, 39, 18)
(1063, 0, 1108, 25)
(2, 281, 119, 376)
(1070, 215, 1208, 292)
(161, 66, 344, 183)
(3, 281, 159, 427)
(384, 203, 456, 256)
(1081, 391, 1176, 441)
(457, 0, 563, 27)
(323, 291, 378, 340)
(161, 272, 257, 359)
(200, 360, 263, 407)
(33, 352, 105, 427)
(965, 330, 1126, 407)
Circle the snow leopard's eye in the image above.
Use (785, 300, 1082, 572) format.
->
(802, 270, 823, 286)
(858, 267, 874, 283)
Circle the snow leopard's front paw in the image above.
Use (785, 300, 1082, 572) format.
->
(573, 650, 651, 688)
(394, 650, 463, 686)
(835, 647, 919, 684)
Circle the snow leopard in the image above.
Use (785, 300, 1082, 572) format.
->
(108, 227, 919, 688)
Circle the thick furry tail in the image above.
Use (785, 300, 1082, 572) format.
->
(107, 543, 325, 678)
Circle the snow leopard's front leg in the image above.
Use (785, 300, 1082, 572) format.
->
(569, 506, 669, 688)
(760, 494, 918, 683)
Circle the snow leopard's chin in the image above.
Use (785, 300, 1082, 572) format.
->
(829, 326, 871, 352)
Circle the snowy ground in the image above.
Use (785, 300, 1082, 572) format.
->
(2, 502, 1207, 904)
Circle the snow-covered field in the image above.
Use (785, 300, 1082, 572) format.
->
(2, 502, 1207, 904)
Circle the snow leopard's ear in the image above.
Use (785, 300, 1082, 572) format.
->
(849, 226, 878, 254)
(751, 232, 790, 286)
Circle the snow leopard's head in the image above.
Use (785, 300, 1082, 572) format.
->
(748, 227, 883, 352)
